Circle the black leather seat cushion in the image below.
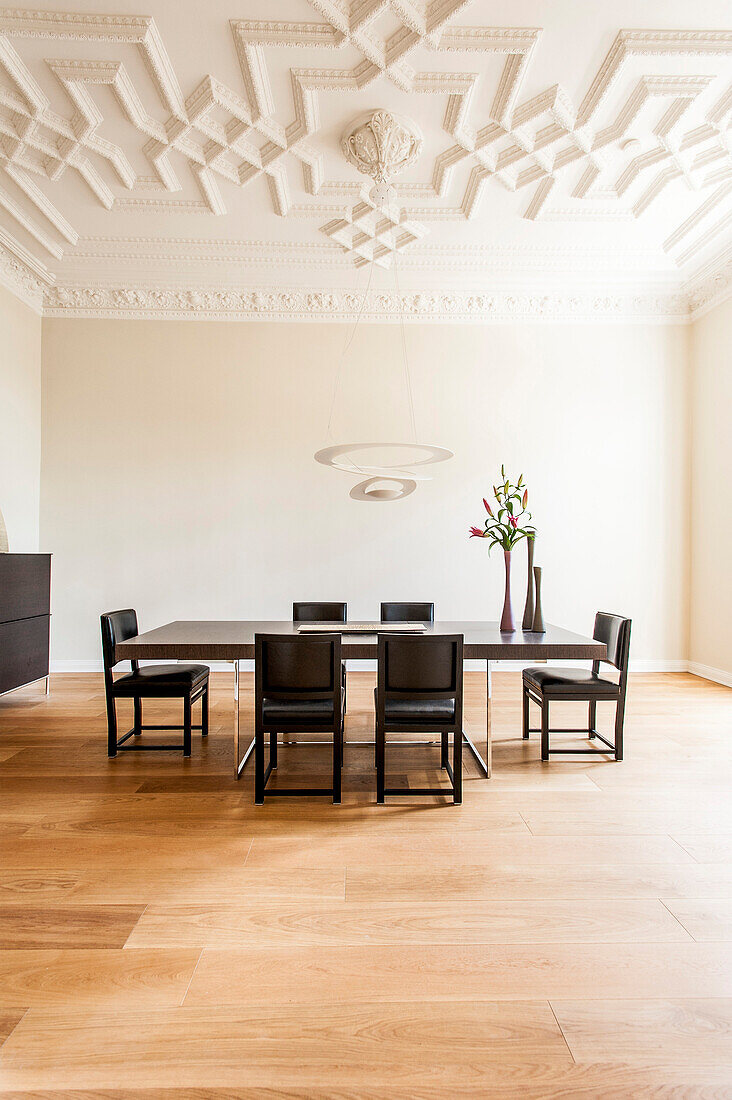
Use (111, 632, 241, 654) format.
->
(523, 667, 619, 697)
(376, 690, 456, 724)
(113, 663, 209, 696)
(262, 697, 341, 725)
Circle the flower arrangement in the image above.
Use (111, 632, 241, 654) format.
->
(469, 466, 536, 551)
(469, 466, 536, 632)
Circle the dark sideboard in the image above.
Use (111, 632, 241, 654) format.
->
(0, 554, 51, 695)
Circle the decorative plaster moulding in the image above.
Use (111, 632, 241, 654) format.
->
(0, 5, 730, 316)
(41, 285, 691, 323)
(342, 110, 423, 186)
(686, 254, 732, 319)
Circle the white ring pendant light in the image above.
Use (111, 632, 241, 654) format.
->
(316, 111, 453, 502)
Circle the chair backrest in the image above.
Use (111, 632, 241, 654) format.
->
(292, 602, 347, 622)
(381, 602, 435, 623)
(378, 633, 463, 700)
(256, 633, 342, 706)
(100, 609, 138, 673)
(593, 612, 632, 677)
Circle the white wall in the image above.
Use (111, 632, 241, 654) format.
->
(689, 295, 732, 684)
(40, 318, 690, 668)
(0, 283, 41, 551)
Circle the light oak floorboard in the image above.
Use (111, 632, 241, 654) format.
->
(663, 900, 732, 942)
(0, 868, 346, 906)
(524, 811, 732, 835)
(244, 833, 694, 868)
(1, 1071, 732, 1099)
(552, 997, 732, 1066)
(0, 950, 200, 1008)
(0, 1002, 570, 1090)
(346, 862, 732, 902)
(0, 1012, 26, 1048)
(124, 898, 689, 948)
(672, 836, 732, 864)
(184, 942, 732, 1005)
(0, 906, 145, 949)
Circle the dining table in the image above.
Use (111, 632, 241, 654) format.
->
(116, 620, 606, 779)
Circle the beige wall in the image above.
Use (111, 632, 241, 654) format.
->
(689, 296, 732, 684)
(41, 317, 690, 667)
(0, 283, 41, 551)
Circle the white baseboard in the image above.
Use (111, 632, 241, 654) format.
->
(51, 660, 104, 673)
(50, 659, 239, 673)
(629, 659, 689, 673)
(687, 661, 732, 688)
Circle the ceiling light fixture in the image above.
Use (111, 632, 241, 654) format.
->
(316, 110, 453, 502)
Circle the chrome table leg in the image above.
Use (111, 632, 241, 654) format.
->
(233, 658, 255, 779)
(486, 658, 492, 778)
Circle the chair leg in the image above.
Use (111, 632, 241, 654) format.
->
(254, 725, 265, 804)
(522, 688, 530, 739)
(453, 728, 462, 805)
(588, 700, 596, 738)
(333, 722, 342, 805)
(106, 695, 118, 758)
(201, 685, 209, 737)
(614, 697, 625, 761)
(133, 697, 142, 736)
(270, 729, 278, 770)
(376, 719, 385, 804)
(441, 729, 448, 769)
(183, 695, 192, 757)
(541, 699, 549, 761)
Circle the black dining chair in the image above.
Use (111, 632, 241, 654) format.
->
(522, 612, 632, 760)
(293, 602, 347, 623)
(101, 609, 209, 758)
(254, 633, 344, 804)
(293, 602, 348, 711)
(375, 633, 464, 804)
(381, 602, 435, 622)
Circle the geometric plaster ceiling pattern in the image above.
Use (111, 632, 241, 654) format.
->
(0, 1, 730, 319)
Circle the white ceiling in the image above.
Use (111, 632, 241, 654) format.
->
(0, 0, 730, 319)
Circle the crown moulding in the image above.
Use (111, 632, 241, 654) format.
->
(40, 284, 692, 323)
(2, 240, 728, 322)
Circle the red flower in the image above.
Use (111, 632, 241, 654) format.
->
(509, 516, 518, 529)
(483, 498, 493, 517)
(469, 526, 484, 538)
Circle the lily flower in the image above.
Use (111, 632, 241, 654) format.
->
(483, 498, 494, 517)
(522, 488, 528, 508)
(469, 526, 484, 538)
(508, 516, 518, 529)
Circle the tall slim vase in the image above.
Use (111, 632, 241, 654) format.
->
(531, 566, 545, 633)
(500, 549, 515, 632)
(522, 535, 535, 630)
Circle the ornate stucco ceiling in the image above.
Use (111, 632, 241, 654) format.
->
(0, 0, 730, 320)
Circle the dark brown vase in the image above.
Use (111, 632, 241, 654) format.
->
(500, 549, 515, 632)
(531, 565, 545, 633)
(522, 535, 535, 630)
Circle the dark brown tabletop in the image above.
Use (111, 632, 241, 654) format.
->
(116, 621, 606, 662)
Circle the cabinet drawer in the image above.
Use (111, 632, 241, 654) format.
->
(0, 615, 50, 694)
(0, 554, 51, 623)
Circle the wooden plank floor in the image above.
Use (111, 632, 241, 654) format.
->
(0, 670, 731, 1098)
